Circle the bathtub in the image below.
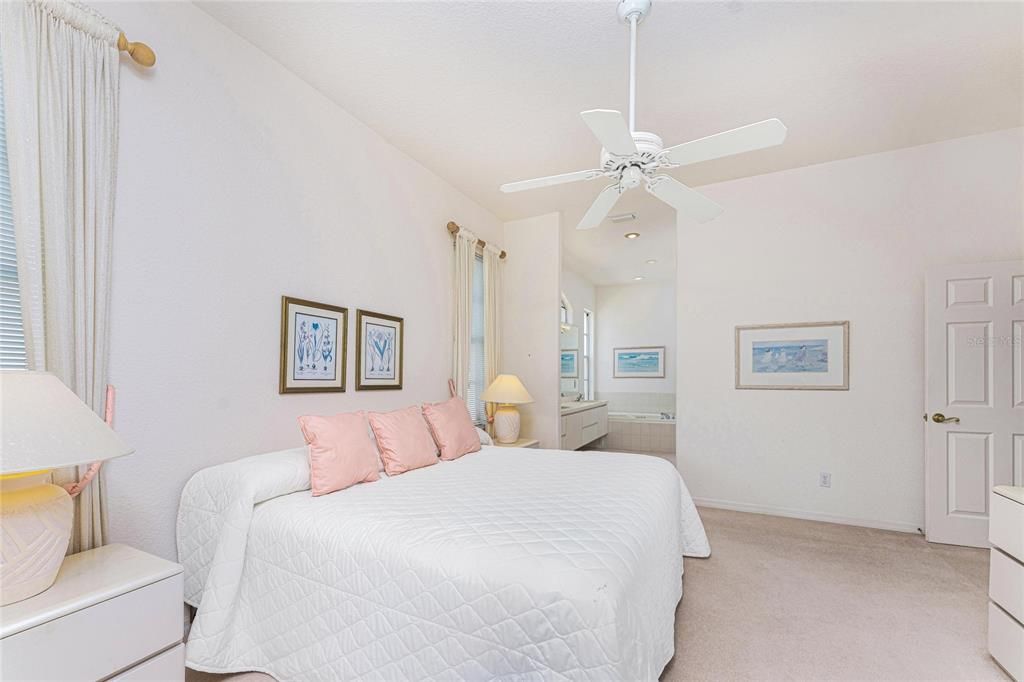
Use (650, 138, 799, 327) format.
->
(608, 411, 676, 423)
(599, 412, 676, 454)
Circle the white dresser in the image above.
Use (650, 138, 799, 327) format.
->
(989, 486, 1024, 681)
(0, 543, 184, 681)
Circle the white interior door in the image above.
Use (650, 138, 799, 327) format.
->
(925, 260, 1024, 548)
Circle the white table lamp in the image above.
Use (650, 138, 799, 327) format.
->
(0, 371, 133, 605)
(481, 374, 534, 444)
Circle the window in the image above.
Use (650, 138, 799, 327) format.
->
(466, 254, 486, 425)
(0, 57, 26, 370)
(582, 308, 593, 400)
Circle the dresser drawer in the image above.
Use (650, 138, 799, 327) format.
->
(1, 573, 183, 681)
(989, 602, 1024, 681)
(991, 492, 1024, 562)
(991, 548, 1024, 624)
(110, 643, 185, 681)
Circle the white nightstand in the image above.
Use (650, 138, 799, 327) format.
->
(989, 486, 1024, 681)
(0, 543, 184, 681)
(493, 438, 540, 449)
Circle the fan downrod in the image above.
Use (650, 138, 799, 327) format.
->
(617, 0, 651, 24)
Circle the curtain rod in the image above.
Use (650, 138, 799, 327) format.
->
(447, 221, 507, 260)
(117, 32, 156, 67)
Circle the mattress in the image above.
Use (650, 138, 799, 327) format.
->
(177, 446, 710, 681)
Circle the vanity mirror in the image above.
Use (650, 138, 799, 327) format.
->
(560, 325, 580, 395)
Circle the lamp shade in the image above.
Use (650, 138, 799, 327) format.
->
(480, 374, 533, 405)
(1, 371, 133, 475)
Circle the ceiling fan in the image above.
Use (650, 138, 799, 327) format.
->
(499, 0, 788, 230)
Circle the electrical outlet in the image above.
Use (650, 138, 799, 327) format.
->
(819, 472, 832, 488)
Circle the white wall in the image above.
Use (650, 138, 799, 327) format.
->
(677, 128, 1024, 533)
(97, 2, 503, 560)
(561, 267, 595, 326)
(503, 213, 561, 448)
(596, 282, 677, 394)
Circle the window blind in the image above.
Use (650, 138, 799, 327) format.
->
(466, 254, 486, 425)
(0, 55, 26, 370)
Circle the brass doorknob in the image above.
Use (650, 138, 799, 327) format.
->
(932, 413, 960, 424)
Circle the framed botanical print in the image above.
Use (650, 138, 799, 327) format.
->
(735, 321, 849, 390)
(279, 296, 347, 394)
(613, 346, 666, 378)
(356, 309, 403, 390)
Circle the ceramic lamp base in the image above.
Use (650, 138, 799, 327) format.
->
(0, 478, 73, 606)
(493, 405, 521, 444)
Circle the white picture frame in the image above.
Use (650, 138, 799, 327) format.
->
(560, 350, 579, 378)
(613, 346, 665, 378)
(735, 321, 849, 390)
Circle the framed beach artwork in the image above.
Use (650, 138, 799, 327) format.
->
(356, 309, 404, 390)
(735, 321, 849, 390)
(279, 296, 347, 394)
(561, 350, 579, 378)
(613, 346, 666, 378)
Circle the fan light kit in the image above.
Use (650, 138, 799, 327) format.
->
(624, 232, 640, 239)
(500, 0, 787, 230)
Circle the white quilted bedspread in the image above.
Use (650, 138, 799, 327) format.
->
(177, 446, 710, 681)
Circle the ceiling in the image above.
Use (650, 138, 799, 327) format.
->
(197, 1, 1023, 285)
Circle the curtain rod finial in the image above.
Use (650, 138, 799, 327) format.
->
(446, 221, 460, 235)
(117, 32, 156, 68)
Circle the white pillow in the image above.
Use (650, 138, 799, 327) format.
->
(476, 427, 493, 446)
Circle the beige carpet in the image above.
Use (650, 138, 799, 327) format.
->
(187, 507, 1002, 681)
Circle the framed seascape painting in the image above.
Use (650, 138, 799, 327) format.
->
(735, 321, 849, 390)
(561, 350, 579, 378)
(613, 346, 665, 378)
(356, 309, 404, 390)
(279, 296, 347, 394)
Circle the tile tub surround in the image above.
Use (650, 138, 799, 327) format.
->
(597, 392, 676, 415)
(593, 415, 676, 455)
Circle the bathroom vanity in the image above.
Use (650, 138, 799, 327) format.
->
(560, 401, 609, 451)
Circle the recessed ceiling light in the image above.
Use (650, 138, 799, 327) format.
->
(646, 259, 657, 264)
(633, 276, 645, 281)
(624, 232, 640, 239)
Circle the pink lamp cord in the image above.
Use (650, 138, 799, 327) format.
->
(63, 384, 114, 498)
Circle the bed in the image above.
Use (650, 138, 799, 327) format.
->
(177, 445, 710, 681)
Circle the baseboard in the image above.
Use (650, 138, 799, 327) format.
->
(692, 496, 922, 535)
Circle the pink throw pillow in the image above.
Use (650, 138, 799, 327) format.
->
(298, 411, 381, 496)
(422, 396, 481, 461)
(368, 406, 439, 476)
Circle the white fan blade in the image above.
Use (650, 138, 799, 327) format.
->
(580, 109, 637, 156)
(662, 119, 787, 167)
(645, 176, 723, 223)
(577, 184, 624, 230)
(500, 169, 605, 193)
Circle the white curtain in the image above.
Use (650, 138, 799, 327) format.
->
(1, 0, 121, 553)
(450, 229, 477, 399)
(482, 244, 503, 426)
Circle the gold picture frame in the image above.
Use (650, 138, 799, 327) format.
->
(734, 321, 849, 390)
(279, 296, 348, 394)
(355, 309, 404, 391)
